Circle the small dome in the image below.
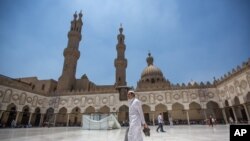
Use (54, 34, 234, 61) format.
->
(141, 65, 163, 78)
(140, 53, 164, 79)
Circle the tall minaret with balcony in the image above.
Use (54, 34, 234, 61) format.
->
(114, 24, 127, 86)
(57, 12, 83, 91)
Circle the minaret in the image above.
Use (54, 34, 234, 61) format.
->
(114, 24, 127, 86)
(57, 11, 83, 91)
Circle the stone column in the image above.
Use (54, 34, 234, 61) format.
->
(15, 111, 20, 122)
(53, 114, 57, 127)
(243, 104, 250, 124)
(203, 109, 207, 120)
(28, 113, 33, 124)
(66, 113, 70, 127)
(231, 107, 238, 123)
(0, 111, 3, 120)
(221, 108, 228, 124)
(39, 114, 44, 127)
(152, 113, 155, 126)
(186, 110, 190, 125)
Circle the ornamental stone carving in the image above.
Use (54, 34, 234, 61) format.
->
(109, 95, 114, 106)
(60, 99, 67, 105)
(141, 96, 147, 102)
(38, 99, 43, 105)
(12, 93, 19, 101)
(229, 86, 234, 94)
(207, 92, 214, 98)
(173, 94, 180, 100)
(88, 98, 93, 104)
(157, 95, 163, 101)
(102, 97, 108, 104)
(240, 80, 247, 90)
(32, 96, 38, 107)
(3, 89, 12, 103)
(149, 94, 155, 104)
(81, 97, 86, 107)
(19, 92, 27, 105)
(190, 93, 197, 99)
(74, 99, 80, 105)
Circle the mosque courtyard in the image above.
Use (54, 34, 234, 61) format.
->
(0, 125, 229, 141)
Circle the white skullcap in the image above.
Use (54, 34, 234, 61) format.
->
(128, 90, 135, 94)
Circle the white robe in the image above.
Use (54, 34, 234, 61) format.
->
(128, 98, 145, 141)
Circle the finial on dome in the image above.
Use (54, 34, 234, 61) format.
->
(146, 52, 153, 66)
(119, 23, 123, 34)
(148, 51, 151, 57)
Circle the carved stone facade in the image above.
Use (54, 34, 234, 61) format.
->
(0, 12, 249, 127)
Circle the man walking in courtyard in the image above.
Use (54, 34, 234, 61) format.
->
(127, 90, 148, 141)
(156, 113, 166, 132)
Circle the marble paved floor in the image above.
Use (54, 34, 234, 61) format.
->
(0, 125, 229, 141)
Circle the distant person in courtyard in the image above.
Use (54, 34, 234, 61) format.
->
(209, 115, 214, 127)
(126, 90, 148, 141)
(169, 116, 173, 127)
(229, 117, 234, 124)
(11, 119, 16, 128)
(156, 113, 165, 132)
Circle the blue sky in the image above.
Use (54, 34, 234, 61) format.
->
(0, 0, 249, 87)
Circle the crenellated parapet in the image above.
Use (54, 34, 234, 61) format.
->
(214, 58, 250, 85)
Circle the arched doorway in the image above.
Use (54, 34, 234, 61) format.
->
(189, 102, 203, 124)
(118, 105, 129, 125)
(44, 108, 54, 126)
(142, 104, 150, 124)
(206, 101, 223, 123)
(21, 106, 30, 126)
(3, 103, 17, 127)
(155, 104, 168, 124)
(234, 96, 247, 123)
(172, 103, 186, 124)
(224, 100, 234, 122)
(99, 105, 110, 114)
(57, 107, 67, 126)
(70, 107, 81, 126)
(85, 106, 95, 114)
(32, 107, 41, 127)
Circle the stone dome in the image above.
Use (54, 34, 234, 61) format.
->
(141, 65, 163, 78)
(141, 53, 164, 79)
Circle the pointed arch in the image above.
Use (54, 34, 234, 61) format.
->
(69, 107, 81, 126)
(142, 104, 150, 113)
(171, 102, 186, 121)
(21, 105, 30, 125)
(85, 106, 95, 114)
(99, 105, 110, 114)
(142, 104, 150, 124)
(206, 101, 223, 122)
(56, 107, 67, 126)
(155, 103, 167, 111)
(31, 107, 41, 127)
(3, 103, 17, 127)
(44, 107, 54, 124)
(155, 103, 168, 124)
(118, 105, 129, 124)
(172, 102, 184, 110)
(71, 106, 81, 113)
(233, 96, 240, 106)
(188, 102, 203, 122)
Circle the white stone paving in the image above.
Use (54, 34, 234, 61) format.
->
(0, 125, 229, 141)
